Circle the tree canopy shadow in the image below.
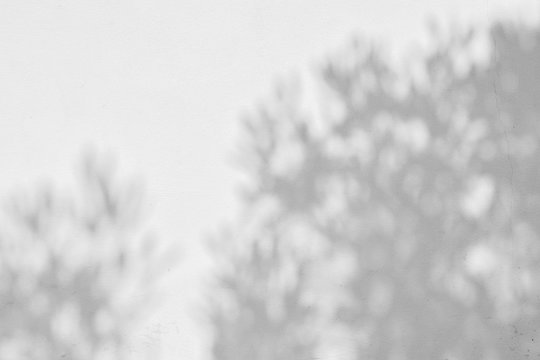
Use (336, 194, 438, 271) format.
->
(209, 19, 540, 360)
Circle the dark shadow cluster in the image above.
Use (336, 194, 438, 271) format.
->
(209, 20, 540, 360)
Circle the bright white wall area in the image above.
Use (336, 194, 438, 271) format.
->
(0, 1, 538, 359)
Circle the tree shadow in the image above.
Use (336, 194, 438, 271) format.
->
(0, 152, 168, 360)
(209, 19, 540, 360)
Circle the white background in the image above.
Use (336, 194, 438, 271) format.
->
(0, 1, 538, 359)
